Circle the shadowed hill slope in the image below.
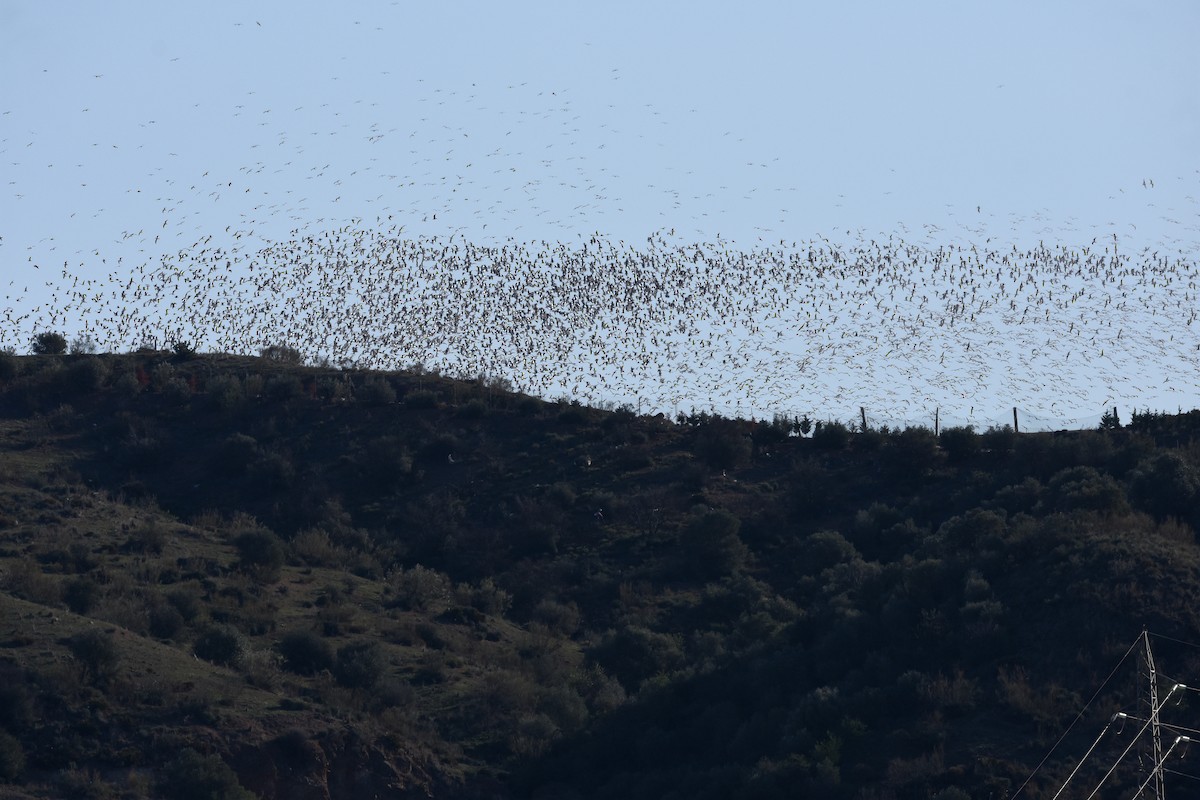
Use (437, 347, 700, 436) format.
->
(0, 348, 1198, 798)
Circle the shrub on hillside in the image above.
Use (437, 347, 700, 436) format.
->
(260, 343, 304, 364)
(0, 349, 19, 382)
(812, 420, 850, 450)
(980, 424, 1016, 456)
(939, 426, 980, 464)
(679, 510, 749, 580)
(193, 625, 244, 667)
(1046, 466, 1129, 514)
(0, 730, 24, 782)
(889, 426, 941, 476)
(587, 626, 684, 693)
(63, 577, 102, 615)
(66, 629, 120, 685)
(30, 331, 67, 355)
(277, 630, 335, 675)
(387, 565, 453, 611)
(233, 529, 287, 582)
(159, 749, 255, 800)
(694, 420, 752, 470)
(1128, 452, 1200, 525)
(334, 640, 385, 689)
(401, 388, 438, 411)
(264, 374, 302, 402)
(358, 378, 397, 406)
(64, 356, 110, 394)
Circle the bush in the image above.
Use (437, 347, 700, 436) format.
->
(30, 331, 67, 355)
(981, 424, 1016, 456)
(159, 749, 255, 800)
(812, 420, 850, 450)
(358, 378, 397, 406)
(166, 589, 201, 622)
(0, 730, 24, 782)
(889, 426, 941, 476)
(264, 374, 302, 402)
(194, 626, 243, 667)
(334, 640, 386, 689)
(587, 626, 684, 693)
(405, 389, 438, 409)
(64, 356, 109, 394)
(388, 565, 453, 611)
(260, 344, 304, 364)
(939, 426, 980, 464)
(0, 674, 34, 734)
(148, 603, 185, 639)
(233, 529, 287, 582)
(277, 630, 335, 676)
(69, 334, 98, 355)
(66, 629, 120, 684)
(694, 420, 752, 470)
(0, 349, 19, 382)
(679, 510, 749, 580)
(63, 577, 102, 615)
(1046, 466, 1128, 514)
(1129, 453, 1200, 524)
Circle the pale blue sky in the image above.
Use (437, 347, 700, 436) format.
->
(2, 2, 1198, 428)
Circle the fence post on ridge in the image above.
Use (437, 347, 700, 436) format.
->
(1013, 407, 1019, 434)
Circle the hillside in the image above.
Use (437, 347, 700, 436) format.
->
(1, 347, 1199, 799)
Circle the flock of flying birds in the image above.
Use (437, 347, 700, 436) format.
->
(3, 13, 1200, 430)
(3, 224, 1198, 432)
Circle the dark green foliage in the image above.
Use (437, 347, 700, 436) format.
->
(148, 602, 185, 639)
(166, 589, 201, 622)
(1128, 452, 1200, 525)
(679, 509, 749, 580)
(0, 668, 33, 734)
(693, 419, 752, 470)
(457, 398, 488, 419)
(1045, 466, 1128, 514)
(260, 343, 304, 364)
(0, 730, 23, 782)
(799, 530, 860, 572)
(264, 373, 302, 402)
(171, 340, 198, 359)
(1099, 407, 1121, 430)
(247, 451, 296, 495)
(888, 426, 941, 477)
(215, 433, 258, 475)
(64, 356, 109, 394)
(405, 389, 438, 408)
(66, 629, 120, 684)
(30, 331, 68, 355)
(587, 626, 684, 693)
(980, 424, 1016, 455)
(63, 576, 102, 614)
(939, 425, 980, 464)
(193, 625, 243, 667)
(811, 419, 850, 450)
(159, 749, 255, 800)
(278, 630, 335, 675)
(358, 378, 397, 405)
(0, 349, 19, 382)
(334, 640, 385, 689)
(233, 528, 287, 581)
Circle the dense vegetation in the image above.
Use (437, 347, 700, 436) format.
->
(0, 344, 1198, 799)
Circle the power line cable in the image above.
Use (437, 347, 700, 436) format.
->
(1009, 633, 1143, 800)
